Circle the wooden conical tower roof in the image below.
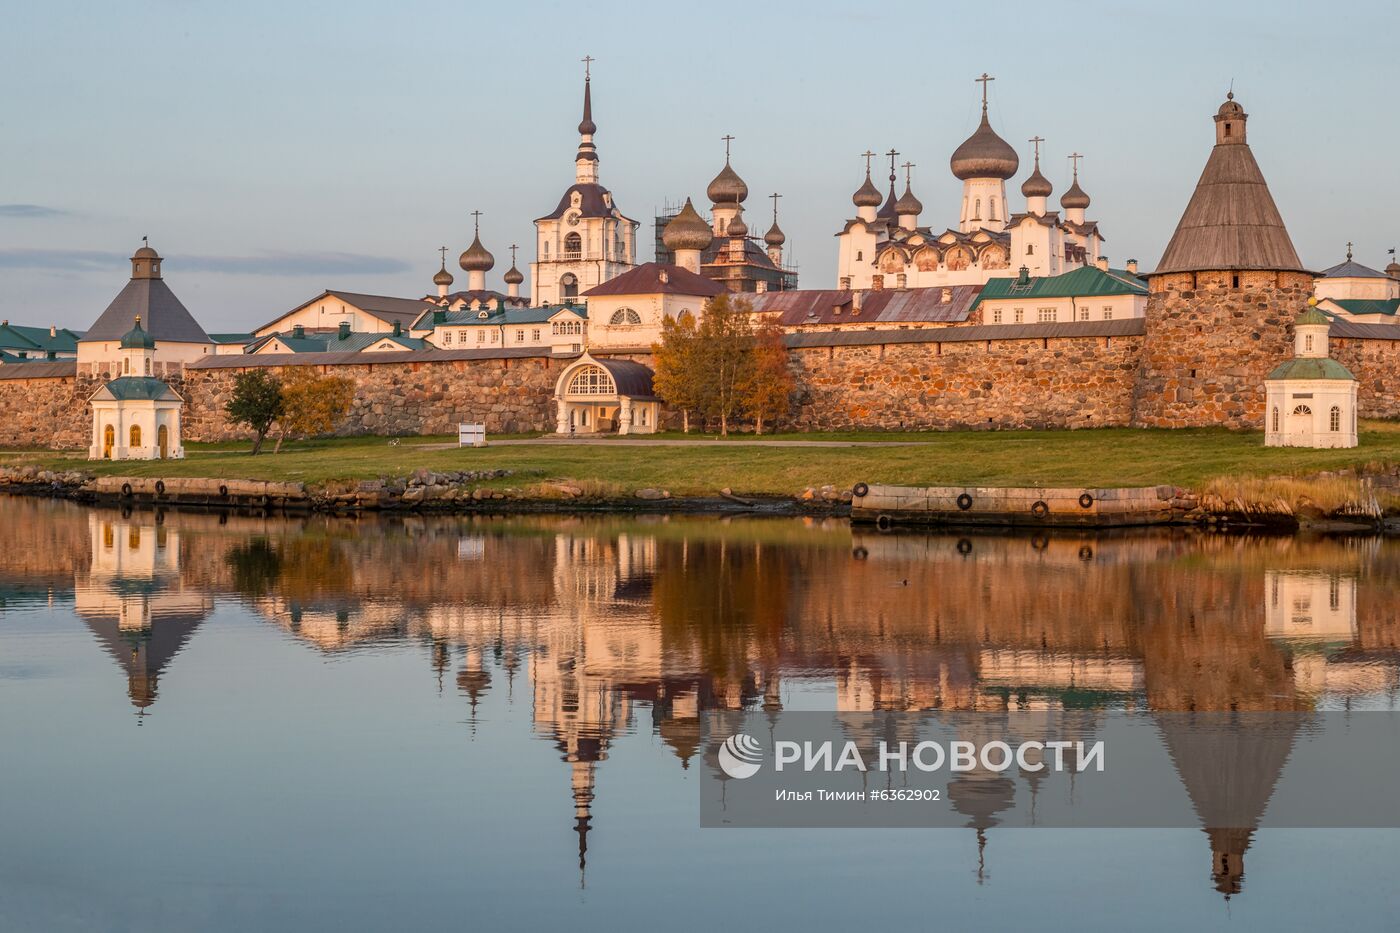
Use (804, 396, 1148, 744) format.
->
(1153, 94, 1304, 275)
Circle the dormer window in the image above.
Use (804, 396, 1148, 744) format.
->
(478, 310, 489, 319)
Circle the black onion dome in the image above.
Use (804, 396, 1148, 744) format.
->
(662, 198, 713, 252)
(459, 234, 495, 273)
(1060, 177, 1090, 210)
(950, 112, 1020, 180)
(853, 172, 882, 208)
(1021, 163, 1053, 198)
(895, 183, 923, 216)
(707, 162, 748, 205)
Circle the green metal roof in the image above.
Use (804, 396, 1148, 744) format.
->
(971, 266, 1147, 308)
(1331, 298, 1400, 317)
(0, 322, 83, 353)
(1266, 358, 1355, 381)
(208, 332, 254, 344)
(419, 304, 588, 332)
(257, 331, 431, 353)
(100, 376, 182, 400)
(1295, 307, 1331, 326)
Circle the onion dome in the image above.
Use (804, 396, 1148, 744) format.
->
(662, 198, 713, 252)
(852, 171, 883, 208)
(1060, 175, 1090, 210)
(1021, 162, 1053, 198)
(120, 315, 156, 350)
(707, 161, 748, 205)
(433, 263, 454, 288)
(764, 221, 785, 247)
(950, 111, 1020, 180)
(727, 209, 748, 238)
(895, 182, 923, 216)
(459, 234, 494, 273)
(503, 264, 524, 286)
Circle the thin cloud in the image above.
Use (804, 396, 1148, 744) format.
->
(0, 204, 69, 218)
(0, 248, 410, 276)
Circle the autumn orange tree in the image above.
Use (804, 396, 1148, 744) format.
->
(693, 294, 755, 436)
(738, 320, 794, 435)
(273, 369, 356, 453)
(651, 310, 703, 433)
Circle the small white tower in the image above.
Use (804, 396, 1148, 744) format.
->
(1021, 136, 1052, 216)
(1264, 303, 1358, 448)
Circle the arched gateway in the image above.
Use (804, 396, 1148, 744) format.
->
(553, 352, 660, 435)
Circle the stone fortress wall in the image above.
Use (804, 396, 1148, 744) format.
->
(2, 315, 1398, 449)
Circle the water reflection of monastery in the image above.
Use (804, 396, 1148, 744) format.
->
(5, 500, 1400, 892)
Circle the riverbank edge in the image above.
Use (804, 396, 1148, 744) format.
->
(2, 465, 1397, 534)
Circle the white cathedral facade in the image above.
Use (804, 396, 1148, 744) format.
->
(834, 76, 1106, 292)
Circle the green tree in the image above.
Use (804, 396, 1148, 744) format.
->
(651, 310, 703, 433)
(738, 320, 793, 435)
(273, 369, 356, 453)
(225, 370, 284, 455)
(694, 294, 756, 436)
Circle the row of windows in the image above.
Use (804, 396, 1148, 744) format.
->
(122, 356, 153, 375)
(439, 328, 545, 346)
(987, 306, 1116, 324)
(1270, 405, 1349, 432)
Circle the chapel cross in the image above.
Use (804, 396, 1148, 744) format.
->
(471, 210, 482, 235)
(769, 192, 782, 222)
(861, 150, 876, 175)
(901, 161, 915, 184)
(886, 148, 899, 181)
(581, 55, 594, 79)
(1029, 135, 1045, 164)
(510, 244, 519, 266)
(1068, 152, 1083, 179)
(1347, 241, 1354, 260)
(722, 134, 735, 162)
(976, 73, 994, 110)
(439, 246, 449, 265)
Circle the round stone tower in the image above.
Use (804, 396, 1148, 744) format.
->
(1131, 93, 1314, 428)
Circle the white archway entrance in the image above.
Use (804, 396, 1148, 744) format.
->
(553, 352, 660, 436)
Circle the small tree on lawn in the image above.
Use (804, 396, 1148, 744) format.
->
(273, 369, 356, 453)
(652, 310, 704, 433)
(695, 293, 756, 436)
(225, 370, 284, 455)
(739, 320, 793, 435)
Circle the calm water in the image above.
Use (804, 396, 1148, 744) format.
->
(2, 498, 1399, 932)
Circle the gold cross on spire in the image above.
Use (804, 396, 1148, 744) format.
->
(722, 134, 735, 162)
(976, 73, 994, 111)
(581, 55, 593, 79)
(861, 150, 876, 175)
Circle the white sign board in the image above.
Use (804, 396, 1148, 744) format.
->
(458, 423, 486, 448)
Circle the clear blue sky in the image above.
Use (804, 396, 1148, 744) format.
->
(1, 0, 1395, 331)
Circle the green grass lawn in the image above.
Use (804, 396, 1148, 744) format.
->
(6, 423, 1400, 496)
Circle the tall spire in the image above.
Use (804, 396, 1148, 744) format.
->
(575, 56, 598, 183)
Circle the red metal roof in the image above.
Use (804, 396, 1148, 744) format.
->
(747, 285, 983, 327)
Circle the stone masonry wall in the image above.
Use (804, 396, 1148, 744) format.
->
(787, 334, 1145, 430)
(1132, 270, 1313, 428)
(0, 371, 98, 449)
(1333, 336, 1400, 420)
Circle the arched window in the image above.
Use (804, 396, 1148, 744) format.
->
(973, 198, 981, 220)
(144, 358, 151, 375)
(123, 357, 130, 374)
(989, 196, 998, 220)
(564, 232, 582, 256)
(1271, 406, 1279, 432)
(130, 424, 142, 447)
(566, 365, 615, 396)
(1292, 404, 1312, 416)
(1304, 334, 1314, 352)
(609, 308, 641, 325)
(1330, 405, 1341, 432)
(560, 273, 578, 299)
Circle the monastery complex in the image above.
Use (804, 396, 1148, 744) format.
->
(1, 66, 1396, 451)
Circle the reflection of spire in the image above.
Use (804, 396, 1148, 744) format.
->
(571, 759, 595, 888)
